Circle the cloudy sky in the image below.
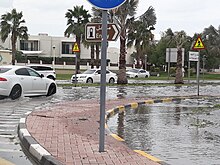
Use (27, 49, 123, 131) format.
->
(0, 0, 219, 41)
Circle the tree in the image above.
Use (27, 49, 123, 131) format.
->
(64, 5, 91, 73)
(202, 25, 220, 70)
(127, 6, 156, 68)
(113, 0, 139, 84)
(163, 29, 189, 84)
(0, 8, 28, 65)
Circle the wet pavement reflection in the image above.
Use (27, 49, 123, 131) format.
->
(107, 98, 220, 165)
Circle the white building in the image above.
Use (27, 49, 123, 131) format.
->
(0, 50, 12, 65)
(0, 33, 134, 66)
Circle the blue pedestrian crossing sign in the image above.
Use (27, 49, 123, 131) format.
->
(87, 0, 126, 10)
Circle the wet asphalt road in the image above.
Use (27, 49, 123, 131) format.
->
(0, 83, 220, 164)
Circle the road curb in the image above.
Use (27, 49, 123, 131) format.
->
(17, 111, 64, 165)
(105, 97, 187, 165)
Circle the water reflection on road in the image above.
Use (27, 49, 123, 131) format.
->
(107, 98, 220, 165)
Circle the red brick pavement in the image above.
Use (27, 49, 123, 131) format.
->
(26, 98, 160, 165)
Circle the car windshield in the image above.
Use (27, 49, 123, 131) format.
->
(0, 68, 11, 73)
(83, 70, 96, 74)
(128, 69, 139, 73)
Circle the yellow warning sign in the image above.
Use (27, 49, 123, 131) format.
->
(73, 43, 80, 52)
(193, 36, 205, 50)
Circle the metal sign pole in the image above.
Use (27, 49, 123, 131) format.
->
(197, 51, 200, 96)
(188, 60, 190, 84)
(99, 10, 108, 152)
(74, 54, 77, 87)
(168, 48, 171, 80)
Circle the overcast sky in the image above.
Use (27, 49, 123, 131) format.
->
(0, 0, 220, 41)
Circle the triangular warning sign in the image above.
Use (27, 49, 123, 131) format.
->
(193, 36, 205, 50)
(73, 43, 80, 52)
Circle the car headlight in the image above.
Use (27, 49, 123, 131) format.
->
(80, 76, 87, 78)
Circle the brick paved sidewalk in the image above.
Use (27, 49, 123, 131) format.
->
(26, 98, 160, 165)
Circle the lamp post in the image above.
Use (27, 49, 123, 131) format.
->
(52, 45, 56, 69)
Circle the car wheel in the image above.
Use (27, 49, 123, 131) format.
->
(109, 78, 115, 84)
(86, 78, 93, 83)
(145, 75, 149, 78)
(47, 83, 56, 96)
(135, 75, 138, 78)
(10, 85, 22, 100)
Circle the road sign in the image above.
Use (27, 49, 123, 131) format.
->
(87, 0, 126, 10)
(72, 43, 80, 52)
(85, 23, 120, 42)
(189, 51, 199, 61)
(193, 36, 205, 50)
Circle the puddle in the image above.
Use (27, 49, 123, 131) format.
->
(107, 98, 220, 165)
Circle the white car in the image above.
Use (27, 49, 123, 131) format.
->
(27, 64, 56, 80)
(71, 69, 117, 84)
(126, 68, 150, 78)
(0, 65, 57, 100)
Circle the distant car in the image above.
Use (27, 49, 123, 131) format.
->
(71, 69, 117, 84)
(0, 65, 57, 100)
(126, 68, 150, 78)
(27, 64, 56, 80)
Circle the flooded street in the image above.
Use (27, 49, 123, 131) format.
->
(107, 98, 220, 165)
(1, 84, 220, 164)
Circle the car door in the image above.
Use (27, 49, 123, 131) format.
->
(139, 70, 147, 78)
(93, 70, 101, 83)
(106, 70, 111, 82)
(15, 68, 33, 95)
(27, 68, 47, 95)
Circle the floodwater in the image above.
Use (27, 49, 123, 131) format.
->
(107, 98, 220, 165)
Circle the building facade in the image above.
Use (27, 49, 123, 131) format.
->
(0, 33, 134, 65)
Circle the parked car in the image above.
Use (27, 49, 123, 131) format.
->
(27, 64, 56, 80)
(71, 69, 117, 84)
(0, 65, 57, 100)
(126, 68, 150, 78)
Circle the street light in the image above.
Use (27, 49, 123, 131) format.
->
(52, 45, 56, 69)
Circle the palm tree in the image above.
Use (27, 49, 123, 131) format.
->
(0, 8, 28, 65)
(113, 0, 139, 84)
(127, 6, 156, 68)
(64, 5, 91, 73)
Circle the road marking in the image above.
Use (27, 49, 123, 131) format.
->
(134, 150, 161, 163)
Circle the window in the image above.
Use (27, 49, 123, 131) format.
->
(62, 42, 74, 54)
(30, 66, 53, 71)
(20, 40, 39, 51)
(27, 68, 40, 77)
(0, 68, 11, 73)
(15, 68, 30, 76)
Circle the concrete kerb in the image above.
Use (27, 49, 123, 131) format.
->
(105, 96, 191, 165)
(17, 112, 64, 165)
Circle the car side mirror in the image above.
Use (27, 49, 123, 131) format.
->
(40, 74, 44, 78)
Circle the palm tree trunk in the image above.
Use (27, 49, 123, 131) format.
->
(11, 34, 16, 65)
(117, 32, 128, 84)
(136, 48, 141, 68)
(175, 48, 184, 84)
(90, 44, 95, 69)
